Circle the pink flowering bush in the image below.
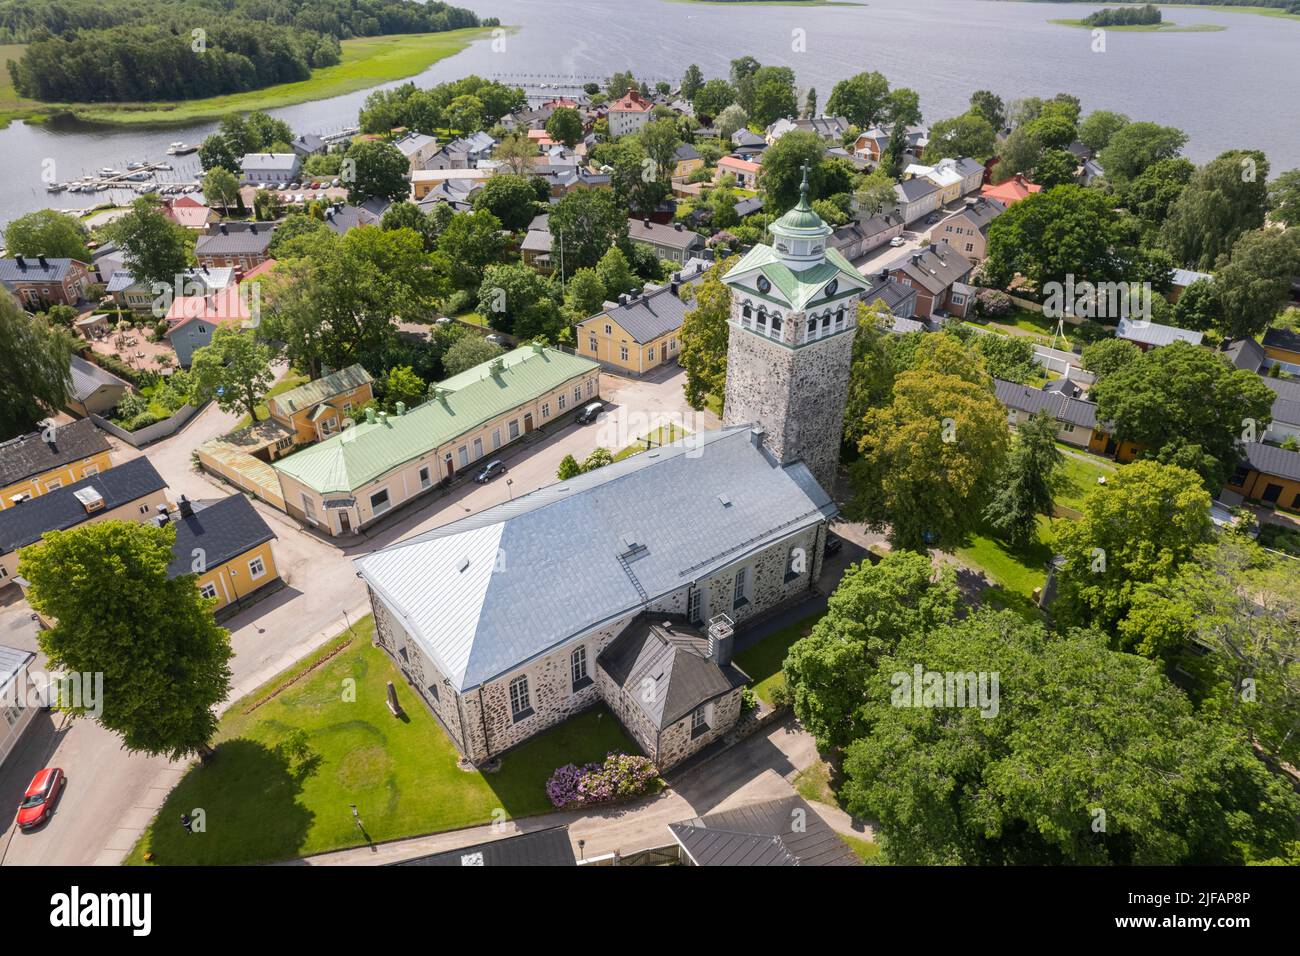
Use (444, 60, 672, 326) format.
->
(546, 753, 660, 809)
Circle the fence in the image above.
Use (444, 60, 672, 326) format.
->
(90, 403, 202, 448)
(579, 844, 685, 866)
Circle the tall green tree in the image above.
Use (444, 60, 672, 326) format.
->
(681, 64, 704, 101)
(1268, 168, 1300, 227)
(783, 551, 959, 751)
(840, 609, 1299, 865)
(107, 197, 191, 287)
(4, 209, 91, 261)
(442, 334, 503, 376)
(261, 226, 447, 378)
(1089, 340, 1275, 488)
(471, 173, 542, 231)
(968, 90, 1005, 130)
(188, 327, 276, 422)
(983, 410, 1062, 547)
(545, 106, 583, 147)
(825, 71, 891, 128)
(548, 189, 627, 279)
(847, 335, 1010, 550)
(343, 140, 410, 204)
(1096, 121, 1187, 183)
(678, 257, 736, 410)
(1161, 150, 1271, 269)
(436, 209, 507, 291)
(1213, 227, 1300, 339)
(1121, 536, 1300, 765)
(19, 521, 233, 760)
(924, 112, 997, 163)
(0, 297, 72, 439)
(1053, 459, 1211, 633)
(201, 167, 241, 218)
(477, 262, 562, 340)
(1079, 337, 1141, 382)
(1077, 109, 1130, 153)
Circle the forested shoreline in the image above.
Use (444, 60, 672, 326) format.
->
(3, 0, 494, 104)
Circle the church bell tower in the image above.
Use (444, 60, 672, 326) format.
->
(720, 167, 868, 491)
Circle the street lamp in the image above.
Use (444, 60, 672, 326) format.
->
(506, 478, 514, 501)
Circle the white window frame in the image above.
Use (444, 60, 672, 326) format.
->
(508, 676, 531, 720)
(248, 556, 266, 580)
(508, 420, 520, 440)
(541, 402, 551, 419)
(732, 566, 748, 609)
(199, 581, 218, 600)
(571, 646, 588, 687)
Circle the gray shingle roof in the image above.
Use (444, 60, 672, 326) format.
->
(165, 494, 276, 579)
(69, 354, 129, 403)
(1222, 338, 1266, 373)
(1241, 441, 1300, 483)
(894, 178, 939, 202)
(887, 245, 974, 295)
(627, 218, 705, 252)
(939, 197, 1005, 233)
(392, 826, 576, 866)
(195, 228, 275, 256)
(598, 616, 748, 729)
(994, 378, 1099, 429)
(0, 257, 81, 284)
(0, 418, 110, 487)
(584, 262, 709, 344)
(1263, 326, 1300, 354)
(0, 457, 166, 555)
(668, 796, 861, 866)
(1116, 318, 1203, 348)
(354, 426, 836, 691)
(240, 153, 300, 173)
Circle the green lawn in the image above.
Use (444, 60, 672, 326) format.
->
(840, 831, 884, 863)
(2, 29, 493, 128)
(233, 372, 310, 429)
(969, 308, 1074, 349)
(1054, 450, 1117, 515)
(613, 422, 692, 461)
(733, 613, 821, 705)
(125, 616, 637, 865)
(954, 517, 1053, 619)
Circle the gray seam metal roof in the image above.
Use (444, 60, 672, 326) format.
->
(354, 426, 835, 692)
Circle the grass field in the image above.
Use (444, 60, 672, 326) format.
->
(125, 615, 637, 865)
(233, 372, 310, 429)
(1, 29, 493, 128)
(733, 613, 821, 704)
(955, 516, 1054, 616)
(613, 422, 693, 461)
(1054, 449, 1117, 514)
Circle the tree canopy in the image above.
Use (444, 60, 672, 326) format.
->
(0, 295, 72, 440)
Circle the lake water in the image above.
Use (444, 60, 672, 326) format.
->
(3, 0, 1299, 228)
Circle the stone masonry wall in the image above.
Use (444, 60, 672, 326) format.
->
(722, 317, 857, 493)
(656, 686, 745, 769)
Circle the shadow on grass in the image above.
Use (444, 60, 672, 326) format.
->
(131, 737, 317, 866)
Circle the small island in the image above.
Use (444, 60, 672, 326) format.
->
(1050, 4, 1227, 31)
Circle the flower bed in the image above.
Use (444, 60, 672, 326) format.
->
(545, 753, 660, 809)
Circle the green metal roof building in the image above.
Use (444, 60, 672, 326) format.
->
(272, 344, 601, 535)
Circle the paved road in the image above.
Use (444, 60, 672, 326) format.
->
(299, 715, 874, 866)
(0, 365, 703, 865)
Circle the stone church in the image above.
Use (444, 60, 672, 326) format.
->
(355, 173, 867, 770)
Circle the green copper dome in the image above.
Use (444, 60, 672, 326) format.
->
(770, 165, 832, 240)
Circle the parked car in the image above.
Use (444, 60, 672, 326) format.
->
(16, 767, 65, 831)
(824, 531, 844, 557)
(889, 236, 907, 247)
(475, 460, 506, 483)
(576, 401, 604, 424)
(925, 213, 942, 225)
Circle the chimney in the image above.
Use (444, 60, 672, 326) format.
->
(155, 503, 170, 523)
(618, 293, 628, 305)
(250, 224, 258, 235)
(37, 255, 48, 269)
(394, 401, 406, 416)
(707, 613, 735, 667)
(14, 255, 25, 269)
(674, 223, 683, 232)
(179, 495, 193, 518)
(365, 407, 377, 424)
(749, 426, 765, 449)
(642, 218, 650, 229)
(219, 223, 228, 235)
(670, 280, 680, 296)
(929, 243, 938, 255)
(377, 410, 388, 425)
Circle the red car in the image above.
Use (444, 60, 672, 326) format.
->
(16, 767, 65, 831)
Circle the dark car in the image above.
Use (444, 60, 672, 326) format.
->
(475, 460, 506, 483)
(576, 401, 604, 424)
(824, 531, 844, 557)
(16, 767, 65, 831)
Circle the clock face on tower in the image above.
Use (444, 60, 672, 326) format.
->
(824, 278, 839, 298)
(756, 275, 771, 294)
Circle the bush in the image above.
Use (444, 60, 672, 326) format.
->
(545, 753, 660, 809)
(741, 687, 758, 712)
(975, 289, 1013, 319)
